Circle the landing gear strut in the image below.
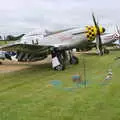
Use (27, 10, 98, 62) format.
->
(51, 49, 65, 71)
(51, 49, 79, 71)
(70, 56, 79, 64)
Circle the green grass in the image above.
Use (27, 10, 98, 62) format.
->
(0, 50, 120, 120)
(0, 41, 8, 45)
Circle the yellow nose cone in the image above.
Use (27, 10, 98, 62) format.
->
(86, 25, 105, 41)
(86, 26, 96, 41)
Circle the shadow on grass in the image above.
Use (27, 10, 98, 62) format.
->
(109, 48, 120, 51)
(82, 52, 98, 56)
(15, 63, 53, 75)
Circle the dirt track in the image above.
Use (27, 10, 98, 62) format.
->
(0, 64, 28, 73)
(0, 60, 30, 73)
(0, 56, 51, 73)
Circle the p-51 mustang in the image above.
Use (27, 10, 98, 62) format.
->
(0, 14, 105, 70)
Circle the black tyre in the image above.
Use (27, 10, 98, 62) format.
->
(70, 56, 79, 64)
(5, 53, 12, 60)
(54, 64, 65, 71)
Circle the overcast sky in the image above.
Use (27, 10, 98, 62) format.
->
(0, 0, 120, 35)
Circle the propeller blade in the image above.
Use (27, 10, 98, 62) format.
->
(96, 35, 103, 56)
(92, 13, 103, 56)
(92, 13, 98, 27)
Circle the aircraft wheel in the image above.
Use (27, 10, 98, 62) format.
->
(70, 56, 79, 64)
(5, 53, 12, 60)
(54, 64, 65, 71)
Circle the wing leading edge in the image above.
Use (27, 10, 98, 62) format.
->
(0, 43, 52, 54)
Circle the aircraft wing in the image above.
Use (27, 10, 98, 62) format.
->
(44, 28, 76, 36)
(44, 27, 87, 37)
(0, 43, 52, 54)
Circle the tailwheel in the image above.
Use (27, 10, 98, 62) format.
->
(70, 56, 79, 64)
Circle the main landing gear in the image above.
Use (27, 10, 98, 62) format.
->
(69, 50, 79, 64)
(51, 49, 79, 71)
(51, 49, 65, 71)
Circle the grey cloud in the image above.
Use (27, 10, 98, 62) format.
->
(0, 0, 119, 35)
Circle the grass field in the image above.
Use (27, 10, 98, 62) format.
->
(0, 50, 120, 120)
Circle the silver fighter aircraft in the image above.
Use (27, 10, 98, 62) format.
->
(0, 14, 105, 70)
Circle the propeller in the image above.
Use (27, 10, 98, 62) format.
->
(92, 13, 103, 56)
